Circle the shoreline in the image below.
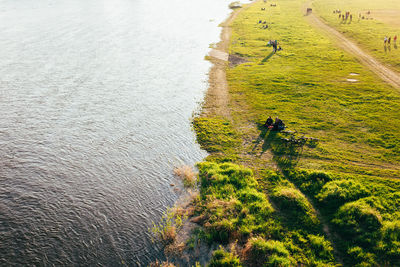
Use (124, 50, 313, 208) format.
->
(155, 0, 400, 265)
(200, 4, 247, 118)
(155, 4, 255, 266)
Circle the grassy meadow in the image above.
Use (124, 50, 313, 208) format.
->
(156, 0, 400, 266)
(312, 0, 400, 72)
(227, 0, 400, 179)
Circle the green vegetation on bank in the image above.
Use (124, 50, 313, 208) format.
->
(312, 0, 400, 72)
(192, 162, 336, 266)
(156, 0, 400, 266)
(193, 117, 241, 162)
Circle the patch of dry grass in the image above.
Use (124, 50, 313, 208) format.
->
(174, 165, 197, 188)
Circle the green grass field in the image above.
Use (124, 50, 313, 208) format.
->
(312, 0, 400, 72)
(228, 0, 400, 179)
(189, 0, 400, 266)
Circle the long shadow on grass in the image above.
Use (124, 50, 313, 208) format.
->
(272, 141, 303, 169)
(254, 125, 303, 169)
(261, 50, 275, 62)
(252, 123, 269, 153)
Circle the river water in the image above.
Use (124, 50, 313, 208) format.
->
(0, 0, 234, 265)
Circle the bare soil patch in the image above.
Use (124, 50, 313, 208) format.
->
(229, 54, 249, 67)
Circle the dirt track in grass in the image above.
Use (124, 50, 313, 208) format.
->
(305, 10, 400, 92)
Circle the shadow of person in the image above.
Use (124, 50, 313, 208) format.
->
(272, 141, 303, 169)
(261, 130, 278, 154)
(261, 50, 275, 63)
(252, 123, 269, 152)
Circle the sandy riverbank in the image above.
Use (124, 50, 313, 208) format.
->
(201, 5, 248, 118)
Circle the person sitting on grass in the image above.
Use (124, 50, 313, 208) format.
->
(264, 116, 274, 128)
(273, 117, 285, 131)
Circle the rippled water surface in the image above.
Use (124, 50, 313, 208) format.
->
(0, 0, 234, 265)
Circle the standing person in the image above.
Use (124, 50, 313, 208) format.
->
(394, 35, 397, 43)
(384, 36, 388, 45)
(388, 37, 391, 45)
(272, 40, 277, 53)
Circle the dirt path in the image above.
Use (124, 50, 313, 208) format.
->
(202, 6, 247, 118)
(305, 9, 400, 92)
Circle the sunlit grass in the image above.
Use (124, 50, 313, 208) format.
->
(312, 0, 400, 71)
(228, 0, 400, 179)
(188, 0, 400, 265)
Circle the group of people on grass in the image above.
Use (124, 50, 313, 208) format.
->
(384, 35, 397, 46)
(335, 10, 377, 22)
(264, 116, 285, 131)
(338, 11, 352, 22)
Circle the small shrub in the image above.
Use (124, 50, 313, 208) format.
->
(151, 207, 187, 244)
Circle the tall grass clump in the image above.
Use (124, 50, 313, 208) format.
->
(151, 207, 188, 244)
